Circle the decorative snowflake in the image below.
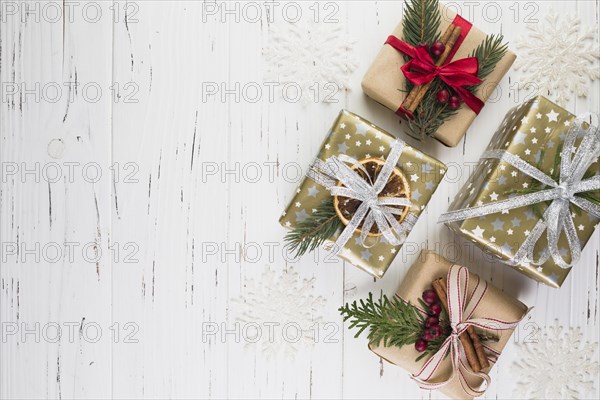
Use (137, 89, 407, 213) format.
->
(513, 320, 599, 399)
(514, 9, 600, 106)
(263, 18, 358, 104)
(232, 267, 326, 360)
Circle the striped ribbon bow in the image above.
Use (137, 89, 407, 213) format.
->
(412, 265, 525, 397)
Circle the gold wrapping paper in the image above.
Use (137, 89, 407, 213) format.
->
(370, 251, 528, 400)
(445, 96, 600, 287)
(279, 110, 446, 278)
(361, 4, 516, 147)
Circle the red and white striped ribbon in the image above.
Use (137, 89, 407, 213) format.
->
(411, 265, 527, 397)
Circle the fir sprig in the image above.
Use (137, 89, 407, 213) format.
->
(339, 293, 448, 362)
(402, 0, 441, 93)
(404, 80, 458, 140)
(468, 34, 508, 84)
(402, 0, 441, 47)
(284, 199, 343, 258)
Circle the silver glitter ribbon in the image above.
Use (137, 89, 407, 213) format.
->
(439, 114, 600, 269)
(308, 139, 415, 256)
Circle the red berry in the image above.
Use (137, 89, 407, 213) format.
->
(448, 95, 461, 109)
(429, 303, 442, 316)
(422, 289, 438, 305)
(429, 325, 444, 339)
(436, 89, 450, 104)
(431, 41, 446, 57)
(415, 339, 428, 352)
(423, 330, 435, 341)
(425, 316, 439, 328)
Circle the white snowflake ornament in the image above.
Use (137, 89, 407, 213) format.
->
(232, 267, 326, 360)
(515, 10, 600, 106)
(263, 18, 358, 104)
(513, 320, 599, 399)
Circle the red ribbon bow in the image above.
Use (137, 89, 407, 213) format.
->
(385, 35, 484, 115)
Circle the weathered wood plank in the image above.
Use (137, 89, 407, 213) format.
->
(0, 1, 113, 398)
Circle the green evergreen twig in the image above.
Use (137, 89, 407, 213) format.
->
(284, 199, 343, 258)
(468, 34, 508, 84)
(339, 293, 448, 362)
(402, 0, 441, 94)
(402, 0, 441, 48)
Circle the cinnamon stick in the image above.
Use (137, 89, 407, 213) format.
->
(400, 23, 455, 112)
(432, 278, 482, 372)
(402, 23, 455, 108)
(468, 328, 491, 369)
(401, 24, 463, 114)
(437, 278, 490, 370)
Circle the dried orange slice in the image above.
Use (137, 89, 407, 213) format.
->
(333, 158, 411, 237)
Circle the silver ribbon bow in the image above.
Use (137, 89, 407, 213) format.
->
(439, 114, 600, 269)
(308, 139, 415, 256)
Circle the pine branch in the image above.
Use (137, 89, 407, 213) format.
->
(404, 80, 458, 140)
(339, 293, 448, 361)
(401, 0, 440, 94)
(284, 199, 343, 257)
(402, 0, 440, 46)
(468, 34, 508, 84)
(402, 0, 441, 49)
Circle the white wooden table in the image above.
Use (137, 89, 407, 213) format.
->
(1, 1, 598, 399)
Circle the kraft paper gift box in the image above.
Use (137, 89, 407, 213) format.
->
(370, 251, 529, 399)
(279, 110, 446, 278)
(443, 96, 600, 288)
(362, 3, 516, 147)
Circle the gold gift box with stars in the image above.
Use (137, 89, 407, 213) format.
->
(280, 110, 446, 278)
(445, 96, 599, 287)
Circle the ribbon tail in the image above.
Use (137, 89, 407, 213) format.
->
(571, 196, 600, 219)
(412, 338, 454, 388)
(373, 140, 405, 192)
(329, 202, 370, 256)
(464, 317, 522, 332)
(562, 118, 599, 182)
(463, 277, 486, 320)
(482, 150, 558, 187)
(307, 159, 337, 188)
(453, 86, 484, 114)
(511, 218, 550, 266)
(457, 359, 491, 398)
(438, 188, 561, 224)
(359, 212, 376, 248)
(446, 266, 469, 325)
(385, 35, 417, 58)
(544, 200, 578, 270)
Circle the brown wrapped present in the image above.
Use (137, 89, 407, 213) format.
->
(367, 251, 528, 399)
(362, 2, 516, 147)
